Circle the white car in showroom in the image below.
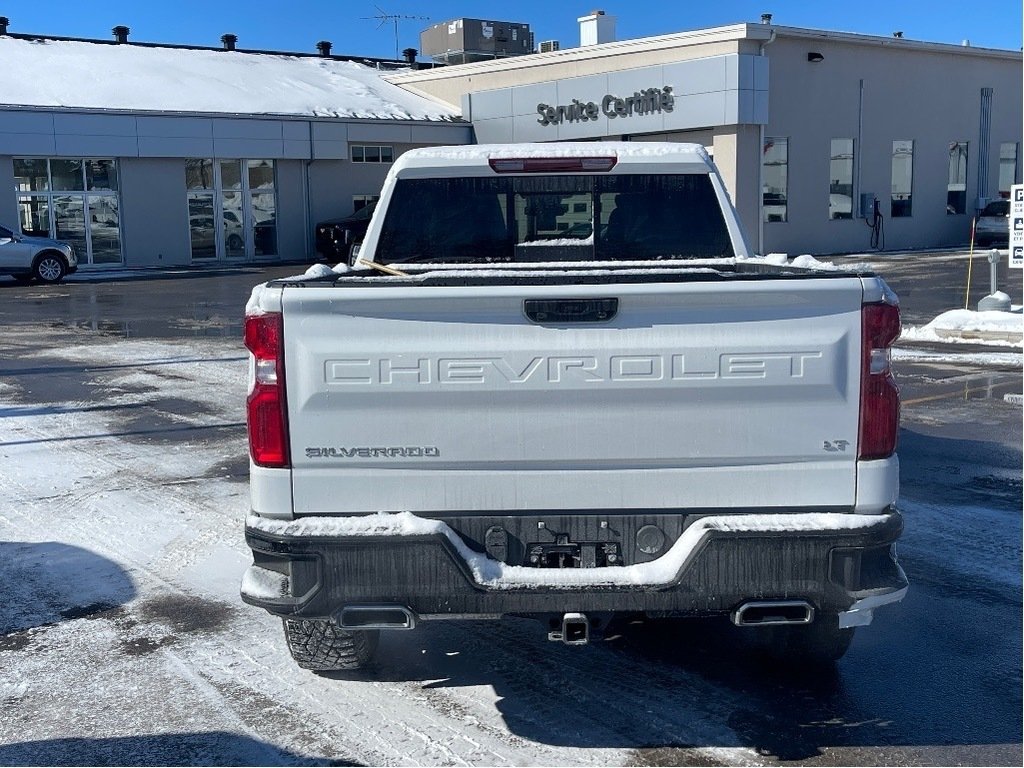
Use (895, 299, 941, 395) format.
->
(0, 224, 78, 283)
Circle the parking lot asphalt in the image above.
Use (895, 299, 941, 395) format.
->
(0, 249, 1020, 767)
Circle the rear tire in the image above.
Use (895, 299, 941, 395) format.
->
(282, 618, 378, 672)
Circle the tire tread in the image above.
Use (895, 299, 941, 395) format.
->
(282, 618, 378, 671)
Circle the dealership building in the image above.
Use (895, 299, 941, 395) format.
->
(0, 15, 1020, 270)
(0, 28, 470, 271)
(393, 16, 1022, 256)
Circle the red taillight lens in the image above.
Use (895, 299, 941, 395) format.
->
(858, 302, 901, 460)
(244, 312, 290, 468)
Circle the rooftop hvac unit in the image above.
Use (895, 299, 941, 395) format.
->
(420, 18, 533, 64)
(539, 40, 560, 53)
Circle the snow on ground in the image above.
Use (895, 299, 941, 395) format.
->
(0, 326, 759, 767)
(757, 252, 1019, 348)
(901, 307, 1024, 347)
(0, 37, 459, 119)
(892, 347, 1024, 367)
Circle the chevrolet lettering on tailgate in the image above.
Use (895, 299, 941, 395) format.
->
(323, 351, 827, 386)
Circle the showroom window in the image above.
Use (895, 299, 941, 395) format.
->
(352, 194, 379, 211)
(13, 157, 122, 264)
(350, 145, 394, 163)
(890, 140, 914, 218)
(185, 158, 277, 261)
(998, 142, 1019, 198)
(829, 139, 854, 220)
(762, 138, 788, 223)
(946, 141, 969, 215)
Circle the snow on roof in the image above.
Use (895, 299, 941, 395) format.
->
(403, 142, 711, 162)
(0, 37, 461, 120)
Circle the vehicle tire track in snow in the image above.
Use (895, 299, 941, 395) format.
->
(402, 619, 756, 766)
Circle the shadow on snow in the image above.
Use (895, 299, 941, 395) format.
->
(0, 541, 138, 641)
(0, 732, 353, 766)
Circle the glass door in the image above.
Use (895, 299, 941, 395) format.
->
(220, 160, 245, 259)
(186, 159, 217, 261)
(186, 158, 276, 262)
(52, 196, 88, 258)
(248, 160, 277, 258)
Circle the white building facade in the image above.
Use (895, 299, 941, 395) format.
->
(389, 23, 1022, 255)
(0, 34, 471, 270)
(0, 22, 1019, 269)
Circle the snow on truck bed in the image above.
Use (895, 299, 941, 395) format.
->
(280, 254, 866, 282)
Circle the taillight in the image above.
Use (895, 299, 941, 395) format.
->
(858, 302, 901, 460)
(244, 312, 290, 468)
(488, 157, 617, 173)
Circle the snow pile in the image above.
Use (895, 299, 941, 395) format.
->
(244, 283, 269, 316)
(406, 142, 710, 162)
(892, 348, 1024, 367)
(0, 37, 460, 120)
(740, 253, 872, 271)
(247, 511, 890, 589)
(901, 307, 1024, 347)
(296, 264, 338, 280)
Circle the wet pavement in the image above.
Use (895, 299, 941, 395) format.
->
(0, 252, 1020, 766)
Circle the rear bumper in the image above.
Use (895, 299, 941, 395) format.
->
(241, 510, 907, 625)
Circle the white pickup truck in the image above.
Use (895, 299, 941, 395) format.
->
(241, 143, 907, 671)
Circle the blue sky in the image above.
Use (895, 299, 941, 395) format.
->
(8, 1, 1022, 59)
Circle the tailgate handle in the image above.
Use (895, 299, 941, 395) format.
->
(524, 298, 618, 324)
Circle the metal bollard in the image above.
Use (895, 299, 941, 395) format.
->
(977, 249, 1011, 311)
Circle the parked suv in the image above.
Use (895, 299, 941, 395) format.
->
(0, 225, 78, 283)
(975, 200, 1010, 248)
(314, 202, 376, 262)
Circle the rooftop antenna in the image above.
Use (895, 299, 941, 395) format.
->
(362, 5, 429, 60)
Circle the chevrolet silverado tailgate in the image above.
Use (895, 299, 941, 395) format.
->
(282, 277, 865, 514)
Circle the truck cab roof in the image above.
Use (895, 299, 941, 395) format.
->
(389, 142, 716, 178)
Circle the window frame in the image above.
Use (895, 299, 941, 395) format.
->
(13, 156, 122, 264)
(350, 144, 395, 164)
(890, 140, 915, 218)
(352, 194, 380, 212)
(946, 141, 969, 216)
(762, 137, 789, 224)
(828, 138, 855, 221)
(998, 142, 1020, 199)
